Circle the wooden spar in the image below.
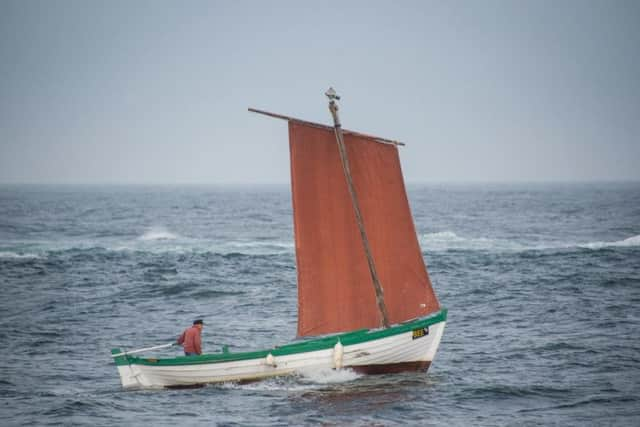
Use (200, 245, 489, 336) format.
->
(111, 342, 175, 358)
(248, 108, 405, 147)
(326, 88, 391, 329)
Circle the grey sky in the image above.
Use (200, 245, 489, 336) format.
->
(1, 0, 638, 184)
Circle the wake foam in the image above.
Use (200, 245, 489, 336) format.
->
(219, 368, 361, 392)
(297, 367, 362, 384)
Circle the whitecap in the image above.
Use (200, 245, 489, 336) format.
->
(0, 251, 41, 259)
(420, 231, 640, 252)
(420, 231, 526, 252)
(138, 227, 179, 241)
(578, 235, 640, 250)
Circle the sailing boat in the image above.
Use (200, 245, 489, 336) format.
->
(111, 89, 447, 388)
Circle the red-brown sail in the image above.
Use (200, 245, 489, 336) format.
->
(289, 120, 440, 337)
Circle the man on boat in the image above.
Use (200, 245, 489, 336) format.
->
(177, 319, 203, 356)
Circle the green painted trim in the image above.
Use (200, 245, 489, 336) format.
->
(111, 348, 128, 366)
(112, 308, 447, 367)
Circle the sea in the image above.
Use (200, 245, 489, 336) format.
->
(0, 183, 638, 426)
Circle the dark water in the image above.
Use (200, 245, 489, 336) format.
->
(1, 183, 639, 426)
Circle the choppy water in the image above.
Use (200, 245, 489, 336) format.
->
(1, 183, 639, 426)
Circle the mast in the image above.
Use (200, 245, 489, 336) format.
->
(325, 87, 391, 329)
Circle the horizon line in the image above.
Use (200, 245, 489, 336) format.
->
(1, 179, 639, 187)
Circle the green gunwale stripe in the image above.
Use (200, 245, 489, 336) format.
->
(113, 308, 447, 367)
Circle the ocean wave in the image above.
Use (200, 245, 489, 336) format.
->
(135, 227, 292, 255)
(420, 231, 527, 252)
(0, 238, 295, 258)
(460, 383, 574, 400)
(577, 235, 640, 250)
(0, 251, 42, 259)
(225, 241, 294, 255)
(7, 233, 637, 258)
(420, 231, 640, 252)
(118, 239, 294, 256)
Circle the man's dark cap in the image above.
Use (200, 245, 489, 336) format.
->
(193, 319, 204, 325)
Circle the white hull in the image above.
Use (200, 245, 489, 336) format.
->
(116, 321, 445, 389)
